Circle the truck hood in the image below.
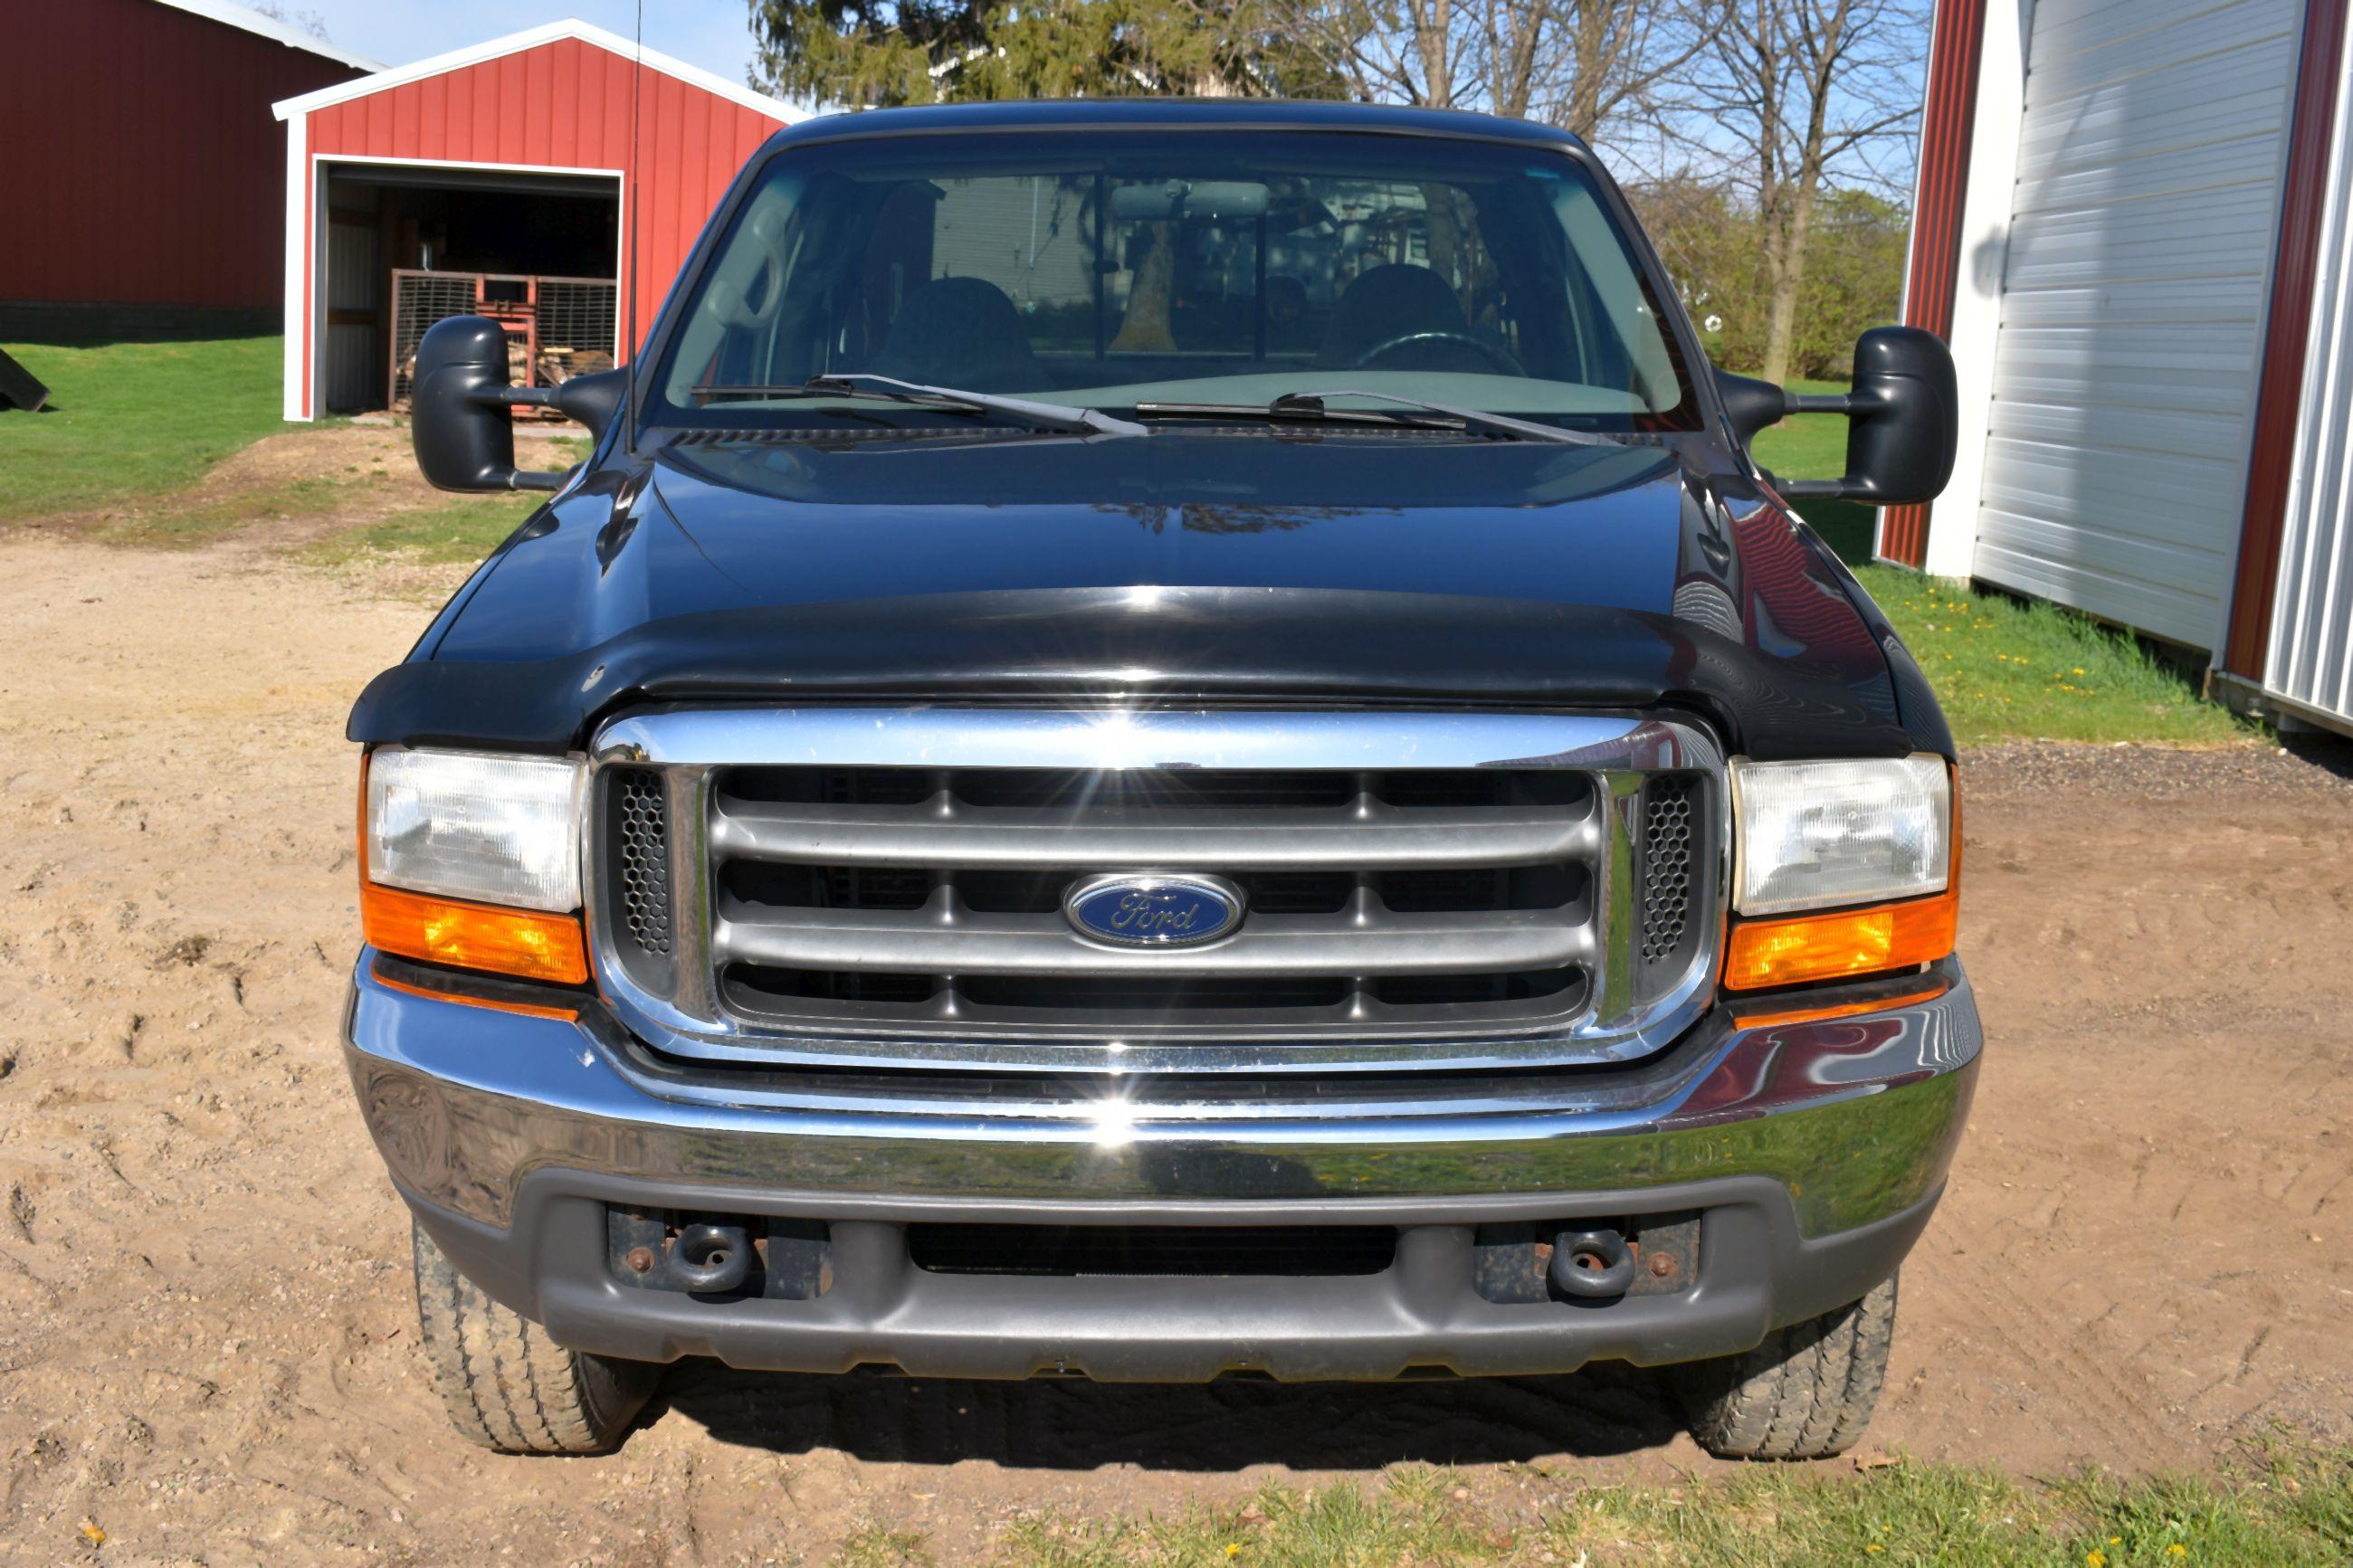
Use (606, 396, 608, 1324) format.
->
(352, 429, 1931, 758)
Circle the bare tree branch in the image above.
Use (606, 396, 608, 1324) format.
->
(1657, 0, 1926, 381)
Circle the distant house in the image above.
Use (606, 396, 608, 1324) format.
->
(0, 0, 377, 330)
(1891, 0, 2353, 739)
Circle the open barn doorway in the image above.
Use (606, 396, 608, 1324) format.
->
(312, 161, 620, 415)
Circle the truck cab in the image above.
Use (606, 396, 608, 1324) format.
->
(347, 100, 1973, 1459)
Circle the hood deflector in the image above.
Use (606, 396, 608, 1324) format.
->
(348, 584, 1913, 759)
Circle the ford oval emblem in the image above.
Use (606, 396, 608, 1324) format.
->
(1062, 873, 1247, 948)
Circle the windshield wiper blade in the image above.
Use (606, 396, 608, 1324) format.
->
(1134, 390, 1619, 446)
(1276, 391, 1621, 445)
(1131, 399, 1464, 431)
(691, 374, 1145, 437)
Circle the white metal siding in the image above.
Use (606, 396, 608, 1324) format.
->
(2267, 25, 2353, 726)
(1974, 0, 2301, 648)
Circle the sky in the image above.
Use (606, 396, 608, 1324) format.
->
(295, 1, 763, 87)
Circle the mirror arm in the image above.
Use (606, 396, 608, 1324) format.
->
(456, 387, 571, 490)
(461, 375, 625, 492)
(1776, 477, 1853, 500)
(1715, 371, 1793, 445)
(466, 367, 626, 442)
(1767, 394, 1868, 497)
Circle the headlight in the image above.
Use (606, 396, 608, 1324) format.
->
(1731, 755, 1950, 916)
(366, 747, 584, 911)
(1723, 754, 1958, 992)
(359, 748, 590, 987)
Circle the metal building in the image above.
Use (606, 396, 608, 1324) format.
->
(272, 18, 804, 420)
(1889, 0, 2353, 738)
(0, 0, 375, 321)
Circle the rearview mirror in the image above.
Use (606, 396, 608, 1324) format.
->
(410, 315, 624, 493)
(1109, 180, 1271, 223)
(1715, 326, 1958, 508)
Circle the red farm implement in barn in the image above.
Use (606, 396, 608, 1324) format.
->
(388, 270, 618, 417)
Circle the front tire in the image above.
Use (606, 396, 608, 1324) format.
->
(410, 1219, 659, 1454)
(1672, 1276, 1898, 1459)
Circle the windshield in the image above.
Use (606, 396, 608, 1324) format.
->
(652, 129, 1697, 432)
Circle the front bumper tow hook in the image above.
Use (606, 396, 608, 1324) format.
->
(669, 1223, 752, 1294)
(1549, 1228, 1636, 1298)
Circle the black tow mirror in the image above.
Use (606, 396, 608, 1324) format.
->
(410, 315, 626, 493)
(1714, 326, 1958, 508)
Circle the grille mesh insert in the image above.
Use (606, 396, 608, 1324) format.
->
(615, 772, 672, 957)
(1638, 775, 1698, 971)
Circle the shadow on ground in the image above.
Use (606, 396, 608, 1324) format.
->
(653, 1363, 1685, 1470)
(2281, 727, 2353, 780)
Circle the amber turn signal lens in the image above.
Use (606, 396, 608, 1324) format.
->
(360, 880, 590, 985)
(1728, 978, 1952, 1031)
(1721, 889, 1958, 991)
(370, 965, 584, 1021)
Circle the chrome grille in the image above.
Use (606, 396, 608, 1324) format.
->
(589, 710, 1723, 1075)
(710, 765, 1593, 1033)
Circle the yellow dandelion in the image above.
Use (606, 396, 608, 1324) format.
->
(2088, 1552, 2107, 1568)
(2166, 1546, 2186, 1559)
(1225, 1545, 1242, 1560)
(1866, 1546, 1885, 1556)
(2073, 667, 2087, 675)
(2110, 1540, 2123, 1547)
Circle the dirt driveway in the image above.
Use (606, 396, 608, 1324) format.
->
(1, 531, 2349, 1564)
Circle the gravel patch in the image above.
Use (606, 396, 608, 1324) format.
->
(1959, 737, 2353, 801)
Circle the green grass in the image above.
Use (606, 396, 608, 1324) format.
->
(1740, 375, 2254, 746)
(298, 436, 586, 567)
(891, 1449, 2353, 1567)
(300, 491, 545, 566)
(1848, 566, 2252, 745)
(105, 473, 365, 548)
(0, 336, 296, 521)
(837, 1521, 938, 1567)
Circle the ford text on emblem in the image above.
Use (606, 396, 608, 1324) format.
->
(1062, 874, 1247, 948)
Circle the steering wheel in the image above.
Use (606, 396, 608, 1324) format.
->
(1352, 330, 1526, 375)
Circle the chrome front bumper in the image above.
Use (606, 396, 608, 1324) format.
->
(347, 958, 1978, 1383)
(347, 955, 1978, 1236)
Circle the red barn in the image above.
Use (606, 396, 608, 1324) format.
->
(272, 19, 804, 420)
(0, 0, 376, 326)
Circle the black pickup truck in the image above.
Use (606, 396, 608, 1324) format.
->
(347, 99, 1974, 1459)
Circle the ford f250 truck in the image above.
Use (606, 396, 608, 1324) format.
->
(347, 100, 1974, 1459)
